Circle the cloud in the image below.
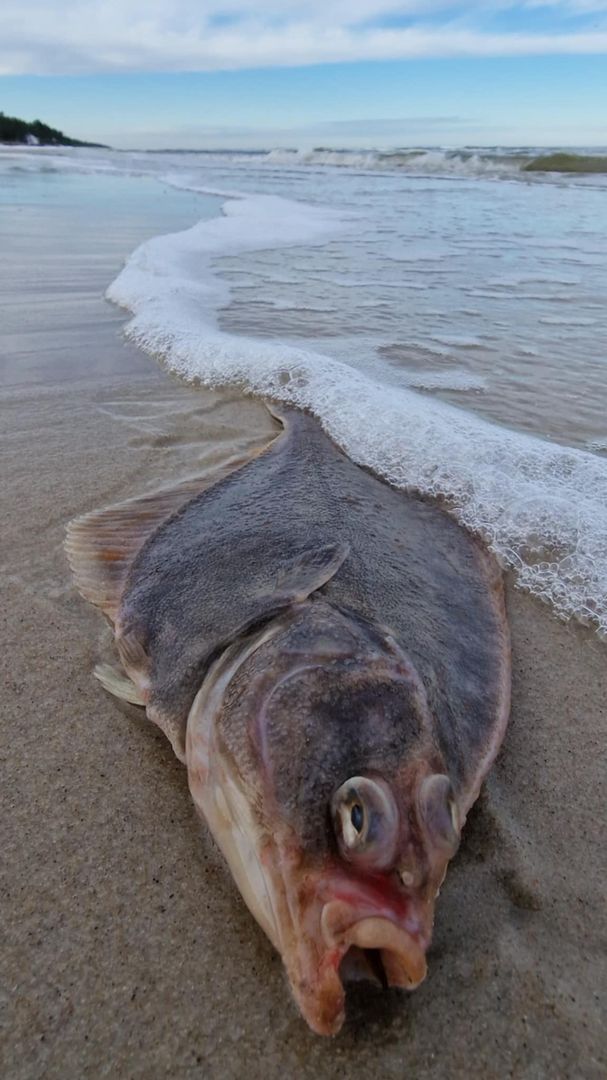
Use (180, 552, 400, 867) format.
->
(1, 1, 607, 75)
(133, 114, 471, 138)
(525, 1, 607, 11)
(298, 116, 470, 132)
(91, 112, 482, 149)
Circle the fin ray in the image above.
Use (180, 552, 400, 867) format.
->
(94, 663, 146, 706)
(65, 459, 253, 624)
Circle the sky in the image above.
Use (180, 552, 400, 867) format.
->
(1, 1, 606, 148)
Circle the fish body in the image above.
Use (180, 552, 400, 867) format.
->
(66, 406, 510, 1035)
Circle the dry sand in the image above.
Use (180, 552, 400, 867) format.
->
(1, 187, 606, 1080)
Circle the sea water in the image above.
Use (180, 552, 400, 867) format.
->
(2, 144, 606, 633)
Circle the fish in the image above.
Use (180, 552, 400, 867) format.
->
(65, 404, 510, 1036)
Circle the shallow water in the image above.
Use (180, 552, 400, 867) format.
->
(2, 146, 607, 635)
(3, 148, 606, 446)
(217, 175, 607, 451)
(0, 170, 222, 385)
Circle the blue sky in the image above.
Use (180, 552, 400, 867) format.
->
(1, 2, 606, 148)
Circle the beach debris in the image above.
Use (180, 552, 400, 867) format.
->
(65, 404, 510, 1035)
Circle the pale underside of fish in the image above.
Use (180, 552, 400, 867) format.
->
(66, 404, 510, 1036)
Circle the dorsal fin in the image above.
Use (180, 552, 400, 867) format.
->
(65, 460, 253, 625)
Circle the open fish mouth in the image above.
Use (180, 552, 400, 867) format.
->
(322, 900, 428, 991)
(284, 898, 429, 1036)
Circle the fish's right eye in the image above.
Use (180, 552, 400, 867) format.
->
(350, 803, 364, 833)
(331, 776, 399, 871)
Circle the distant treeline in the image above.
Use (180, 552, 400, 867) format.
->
(0, 111, 107, 147)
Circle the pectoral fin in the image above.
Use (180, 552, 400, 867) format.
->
(268, 543, 350, 606)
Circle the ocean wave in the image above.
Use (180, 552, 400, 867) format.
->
(263, 146, 530, 178)
(3, 143, 606, 188)
(107, 192, 607, 637)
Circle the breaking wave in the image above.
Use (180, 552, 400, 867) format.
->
(264, 146, 532, 178)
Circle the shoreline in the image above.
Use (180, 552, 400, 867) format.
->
(1, 173, 605, 1078)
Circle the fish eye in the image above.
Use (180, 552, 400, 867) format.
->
(331, 776, 399, 871)
(418, 773, 459, 850)
(350, 803, 364, 833)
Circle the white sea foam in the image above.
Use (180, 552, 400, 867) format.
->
(400, 370, 487, 392)
(431, 334, 489, 349)
(107, 193, 607, 637)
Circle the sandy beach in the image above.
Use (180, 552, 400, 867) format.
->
(1, 177, 606, 1080)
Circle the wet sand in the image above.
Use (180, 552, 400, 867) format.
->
(1, 185, 606, 1080)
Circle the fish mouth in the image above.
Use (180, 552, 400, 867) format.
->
(322, 902, 428, 990)
(286, 897, 429, 1037)
(324, 907, 423, 989)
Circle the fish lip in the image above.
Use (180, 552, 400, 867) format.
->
(320, 899, 428, 992)
(286, 896, 430, 1036)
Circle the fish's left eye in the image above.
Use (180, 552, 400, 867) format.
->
(331, 776, 399, 871)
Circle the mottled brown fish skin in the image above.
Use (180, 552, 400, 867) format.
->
(118, 407, 509, 801)
(216, 601, 439, 854)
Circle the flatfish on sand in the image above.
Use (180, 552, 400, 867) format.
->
(66, 405, 510, 1035)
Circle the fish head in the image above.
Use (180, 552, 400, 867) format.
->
(186, 600, 461, 1035)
